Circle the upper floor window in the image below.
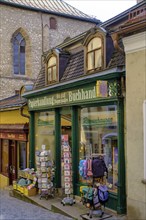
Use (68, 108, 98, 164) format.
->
(50, 17, 57, 29)
(12, 33, 25, 75)
(87, 36, 102, 72)
(47, 56, 57, 84)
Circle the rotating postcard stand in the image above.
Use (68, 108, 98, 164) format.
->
(36, 145, 55, 200)
(61, 140, 75, 206)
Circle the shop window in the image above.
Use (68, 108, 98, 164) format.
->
(18, 142, 27, 170)
(0, 140, 9, 177)
(12, 32, 26, 75)
(35, 111, 55, 160)
(86, 36, 103, 73)
(79, 105, 118, 193)
(47, 56, 57, 84)
(50, 17, 57, 29)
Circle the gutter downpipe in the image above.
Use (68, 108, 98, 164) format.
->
(20, 104, 30, 119)
(111, 20, 146, 54)
(142, 100, 146, 184)
(111, 32, 124, 54)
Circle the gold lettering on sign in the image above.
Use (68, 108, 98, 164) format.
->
(7, 134, 15, 138)
(18, 134, 25, 139)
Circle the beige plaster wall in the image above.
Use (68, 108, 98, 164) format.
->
(126, 49, 146, 219)
(0, 5, 95, 100)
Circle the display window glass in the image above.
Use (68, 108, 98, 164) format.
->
(17, 142, 27, 170)
(1, 140, 9, 177)
(79, 105, 118, 193)
(35, 111, 55, 160)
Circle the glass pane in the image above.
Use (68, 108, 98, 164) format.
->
(87, 52, 94, 70)
(35, 111, 55, 160)
(13, 42, 19, 74)
(16, 33, 23, 43)
(53, 66, 56, 80)
(48, 68, 52, 82)
(48, 56, 56, 67)
(87, 37, 101, 52)
(95, 49, 102, 68)
(20, 39, 26, 47)
(18, 142, 26, 170)
(2, 140, 9, 176)
(79, 106, 118, 193)
(20, 46, 25, 75)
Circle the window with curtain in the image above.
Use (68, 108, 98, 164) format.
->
(87, 36, 102, 72)
(12, 32, 25, 75)
(47, 56, 57, 84)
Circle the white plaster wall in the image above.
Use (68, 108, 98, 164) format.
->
(123, 32, 146, 220)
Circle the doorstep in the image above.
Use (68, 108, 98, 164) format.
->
(9, 189, 127, 220)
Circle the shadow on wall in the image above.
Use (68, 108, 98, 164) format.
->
(128, 204, 144, 220)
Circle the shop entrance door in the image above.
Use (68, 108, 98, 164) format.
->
(9, 140, 17, 185)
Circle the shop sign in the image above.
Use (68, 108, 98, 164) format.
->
(82, 117, 113, 127)
(0, 133, 27, 141)
(82, 111, 117, 127)
(28, 82, 108, 110)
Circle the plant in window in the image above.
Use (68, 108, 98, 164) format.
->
(47, 56, 57, 83)
(12, 32, 25, 75)
(87, 37, 102, 72)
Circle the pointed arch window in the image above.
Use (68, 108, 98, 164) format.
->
(12, 33, 25, 75)
(50, 17, 57, 29)
(87, 36, 102, 72)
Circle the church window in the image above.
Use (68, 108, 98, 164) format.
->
(12, 33, 25, 75)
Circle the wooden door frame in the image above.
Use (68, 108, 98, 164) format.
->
(9, 140, 17, 185)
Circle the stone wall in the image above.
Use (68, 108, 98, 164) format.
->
(0, 5, 95, 99)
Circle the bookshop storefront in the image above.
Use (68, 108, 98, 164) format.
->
(24, 77, 126, 214)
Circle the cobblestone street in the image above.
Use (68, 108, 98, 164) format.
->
(0, 190, 73, 220)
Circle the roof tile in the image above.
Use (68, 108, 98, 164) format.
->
(0, 95, 26, 109)
(1, 0, 100, 22)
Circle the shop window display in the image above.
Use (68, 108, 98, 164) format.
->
(35, 111, 55, 161)
(79, 106, 118, 193)
(1, 140, 9, 176)
(18, 142, 27, 170)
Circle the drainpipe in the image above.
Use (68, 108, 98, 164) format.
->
(20, 104, 30, 119)
(111, 33, 124, 54)
(142, 100, 146, 184)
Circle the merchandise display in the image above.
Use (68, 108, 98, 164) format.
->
(61, 141, 75, 206)
(36, 145, 55, 200)
(78, 154, 108, 218)
(13, 168, 37, 196)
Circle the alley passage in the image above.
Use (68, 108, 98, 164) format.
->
(0, 189, 73, 220)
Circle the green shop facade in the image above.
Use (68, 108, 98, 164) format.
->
(23, 71, 126, 214)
